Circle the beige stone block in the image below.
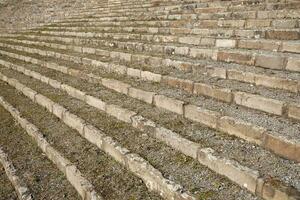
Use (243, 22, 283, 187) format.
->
(106, 104, 136, 123)
(255, 74, 298, 93)
(102, 136, 129, 166)
(227, 70, 255, 83)
(282, 42, 300, 54)
(234, 92, 284, 115)
(127, 68, 141, 78)
(216, 39, 236, 48)
(194, 83, 232, 103)
(22, 87, 37, 101)
(286, 57, 300, 72)
(155, 127, 200, 159)
(102, 78, 130, 94)
(154, 95, 184, 115)
(66, 165, 94, 199)
(48, 79, 62, 89)
(85, 95, 106, 111)
(62, 111, 85, 135)
(46, 145, 71, 175)
(141, 71, 162, 82)
(263, 133, 300, 163)
(83, 125, 105, 148)
(35, 94, 54, 112)
(255, 54, 286, 70)
(163, 76, 194, 93)
(62, 84, 86, 101)
(128, 87, 155, 104)
(52, 103, 67, 119)
(218, 116, 265, 145)
(288, 104, 300, 121)
(184, 104, 220, 128)
(198, 148, 259, 193)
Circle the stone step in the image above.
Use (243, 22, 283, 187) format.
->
(1, 34, 299, 95)
(63, 7, 300, 22)
(37, 24, 300, 41)
(63, 0, 300, 19)
(1, 41, 299, 123)
(3, 54, 299, 199)
(48, 17, 300, 31)
(0, 71, 198, 200)
(13, 30, 300, 74)
(0, 55, 299, 200)
(0, 97, 103, 200)
(0, 45, 297, 162)
(0, 98, 81, 200)
(27, 27, 300, 54)
(0, 86, 163, 200)
(1, 36, 299, 105)
(0, 147, 33, 200)
(3, 43, 299, 162)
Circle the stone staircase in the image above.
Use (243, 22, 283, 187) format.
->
(0, 0, 299, 200)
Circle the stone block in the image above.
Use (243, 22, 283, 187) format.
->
(194, 83, 232, 103)
(66, 165, 94, 199)
(141, 71, 162, 82)
(286, 57, 300, 72)
(217, 51, 254, 65)
(102, 78, 130, 94)
(85, 95, 106, 111)
(218, 116, 265, 145)
(155, 127, 200, 159)
(288, 104, 300, 121)
(234, 92, 284, 115)
(198, 148, 259, 193)
(102, 136, 129, 166)
(282, 42, 300, 54)
(216, 39, 236, 48)
(184, 104, 220, 128)
(255, 74, 298, 93)
(162, 76, 194, 93)
(106, 104, 136, 123)
(35, 94, 54, 112)
(46, 145, 71, 175)
(83, 125, 105, 148)
(52, 103, 67, 119)
(263, 133, 300, 163)
(62, 111, 85, 135)
(128, 87, 155, 104)
(154, 95, 184, 115)
(62, 84, 86, 101)
(255, 54, 286, 70)
(127, 68, 141, 78)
